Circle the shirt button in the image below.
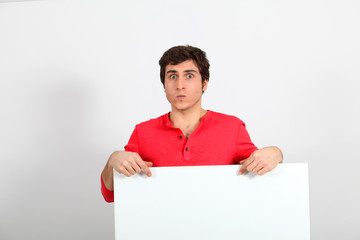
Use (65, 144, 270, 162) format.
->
(179, 135, 183, 139)
(185, 147, 189, 151)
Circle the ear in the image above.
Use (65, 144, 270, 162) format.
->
(202, 79, 209, 92)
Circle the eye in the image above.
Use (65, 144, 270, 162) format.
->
(170, 75, 176, 79)
(186, 74, 193, 78)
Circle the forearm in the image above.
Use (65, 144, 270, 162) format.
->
(101, 152, 118, 191)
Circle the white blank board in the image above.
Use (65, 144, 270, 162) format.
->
(114, 163, 310, 240)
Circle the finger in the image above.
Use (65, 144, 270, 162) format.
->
(145, 161, 153, 167)
(134, 156, 152, 177)
(258, 167, 269, 176)
(142, 161, 153, 177)
(239, 164, 247, 175)
(123, 161, 136, 175)
(239, 160, 246, 165)
(129, 159, 142, 173)
(132, 153, 147, 169)
(127, 153, 146, 173)
(246, 160, 259, 173)
(252, 162, 264, 174)
(118, 166, 131, 177)
(239, 157, 253, 175)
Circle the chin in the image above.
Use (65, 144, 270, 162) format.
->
(172, 104, 189, 111)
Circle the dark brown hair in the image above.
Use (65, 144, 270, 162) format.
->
(159, 45, 210, 86)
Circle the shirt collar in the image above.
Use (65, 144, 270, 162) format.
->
(162, 110, 213, 129)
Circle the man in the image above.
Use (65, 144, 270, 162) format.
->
(101, 45, 283, 202)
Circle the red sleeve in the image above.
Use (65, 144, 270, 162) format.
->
(124, 126, 140, 153)
(235, 121, 258, 161)
(101, 174, 114, 203)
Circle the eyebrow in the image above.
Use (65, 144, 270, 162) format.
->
(184, 70, 198, 73)
(166, 69, 198, 74)
(166, 70, 177, 74)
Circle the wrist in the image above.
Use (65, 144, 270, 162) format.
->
(108, 151, 120, 169)
(276, 147, 283, 163)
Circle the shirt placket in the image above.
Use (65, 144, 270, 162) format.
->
(183, 140, 191, 160)
(172, 127, 190, 160)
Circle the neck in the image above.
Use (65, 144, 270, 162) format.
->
(170, 107, 208, 138)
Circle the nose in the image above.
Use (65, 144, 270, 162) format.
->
(176, 76, 185, 90)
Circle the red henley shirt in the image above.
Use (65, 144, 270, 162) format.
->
(101, 110, 258, 202)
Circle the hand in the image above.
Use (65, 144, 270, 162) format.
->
(239, 146, 283, 176)
(109, 151, 153, 177)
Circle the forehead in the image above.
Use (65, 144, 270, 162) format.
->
(165, 59, 199, 73)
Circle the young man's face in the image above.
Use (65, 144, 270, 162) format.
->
(164, 59, 208, 112)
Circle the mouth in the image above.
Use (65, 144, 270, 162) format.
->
(176, 95, 186, 99)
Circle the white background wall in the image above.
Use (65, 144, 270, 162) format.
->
(0, 0, 359, 239)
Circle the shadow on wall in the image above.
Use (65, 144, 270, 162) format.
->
(3, 75, 112, 239)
